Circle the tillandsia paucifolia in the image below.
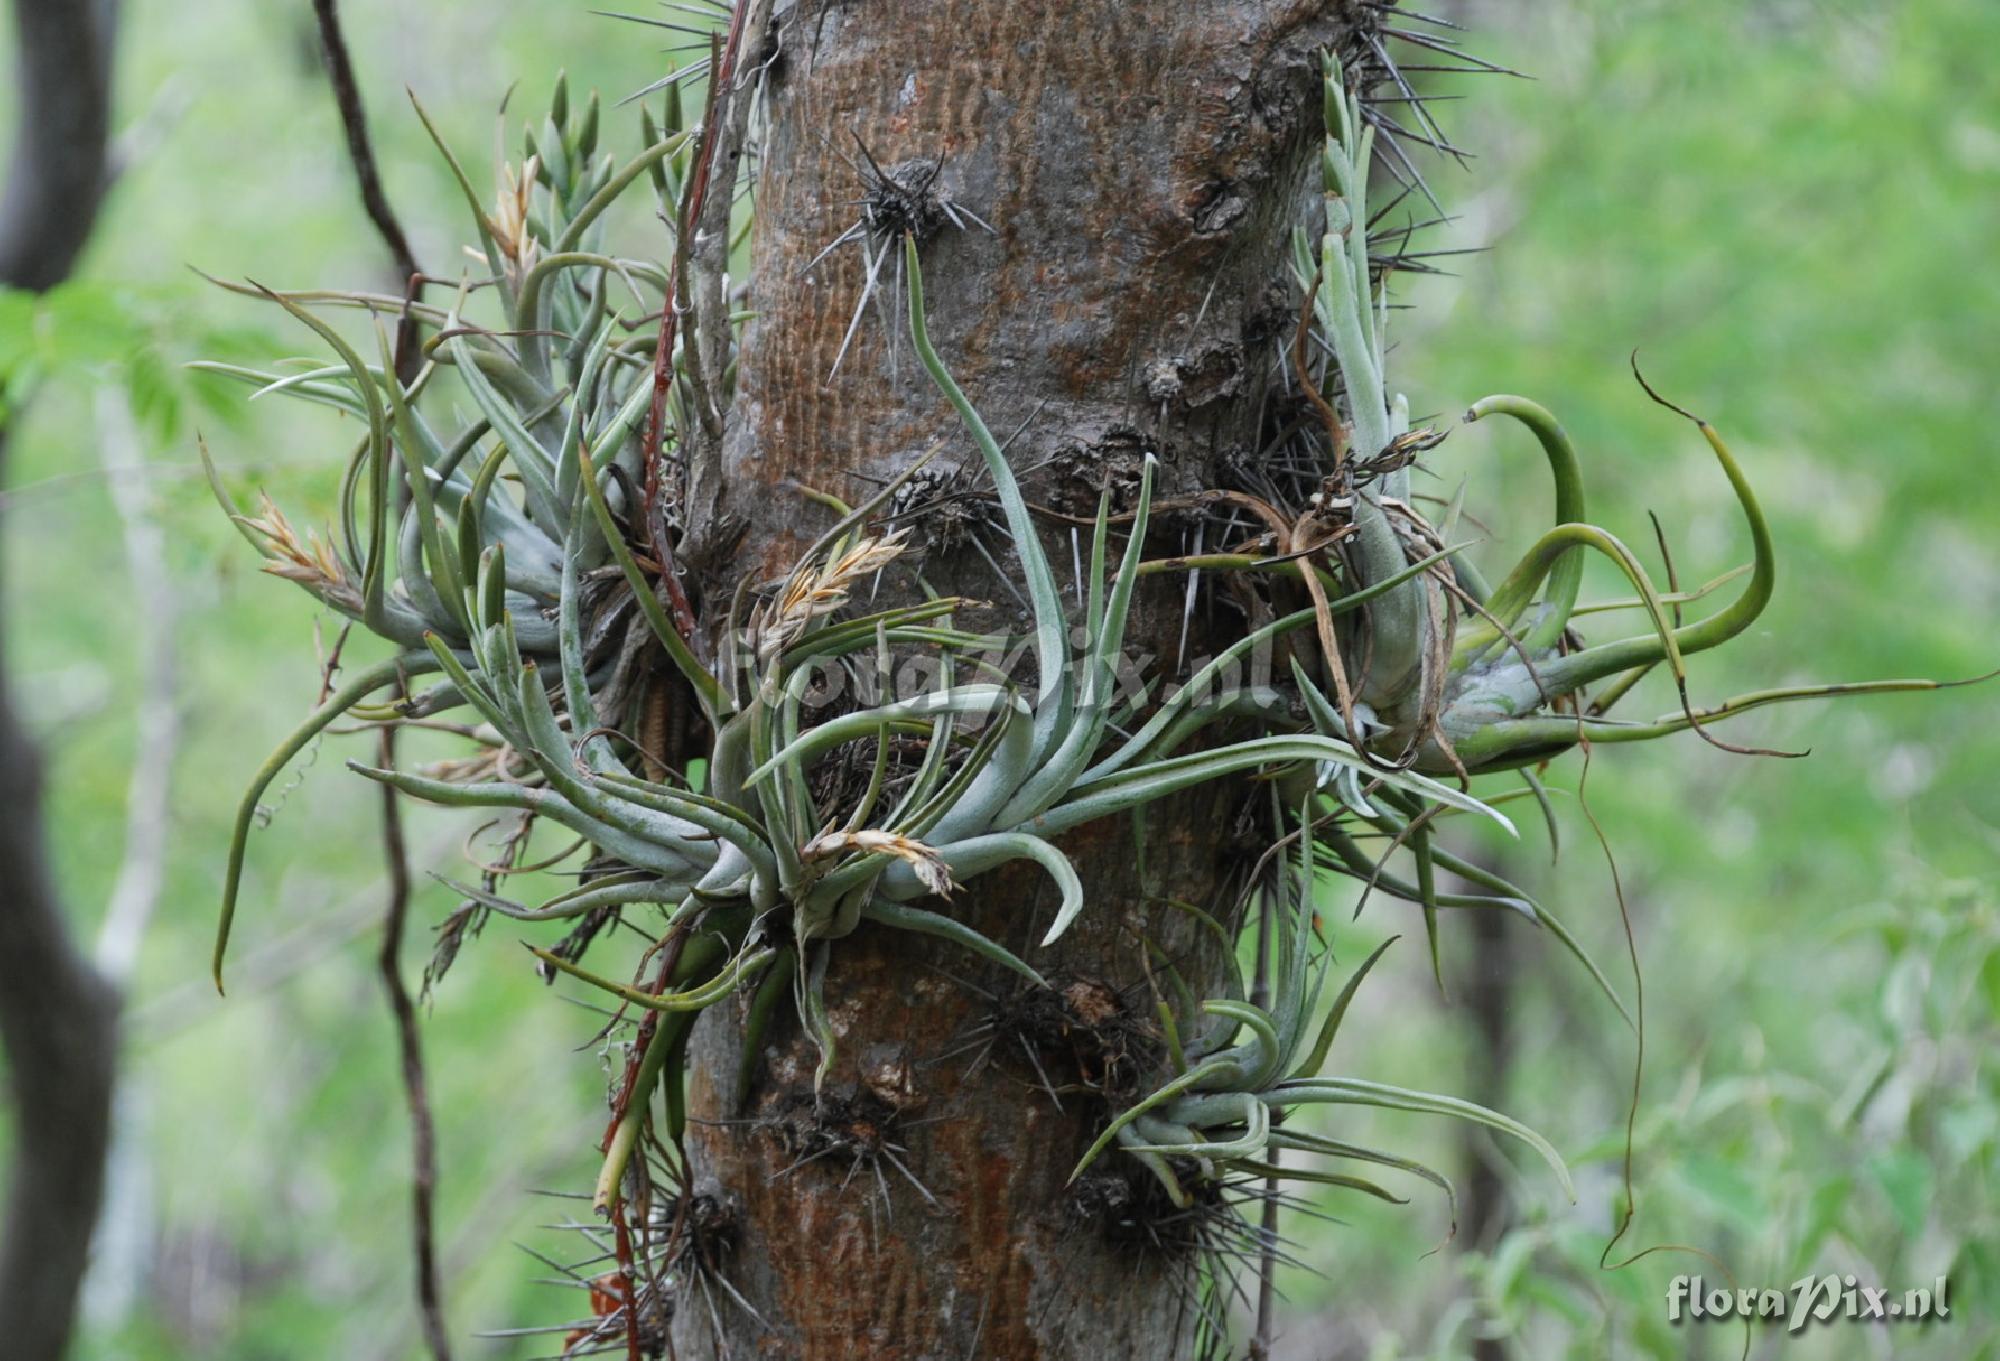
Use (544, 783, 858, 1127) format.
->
(1058, 50, 1986, 1241)
(1069, 789, 1571, 1215)
(202, 76, 696, 985)
(203, 73, 1507, 1216)
(200, 33, 1985, 1341)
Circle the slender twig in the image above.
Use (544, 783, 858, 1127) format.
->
(309, 0, 426, 382)
(640, 0, 765, 584)
(80, 394, 182, 1320)
(377, 710, 453, 1361)
(93, 390, 179, 984)
(1246, 867, 1280, 1361)
(308, 5, 449, 1356)
(72, 392, 171, 1331)
(601, 930, 690, 1361)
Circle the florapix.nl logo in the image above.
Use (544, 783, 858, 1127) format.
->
(1668, 1274, 1951, 1334)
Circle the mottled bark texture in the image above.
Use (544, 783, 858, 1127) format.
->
(0, 3, 122, 1359)
(678, 3, 1364, 1356)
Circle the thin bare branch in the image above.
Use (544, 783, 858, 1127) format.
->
(309, 0, 427, 381)
(308, 5, 449, 1354)
(92, 389, 179, 984)
(377, 711, 455, 1361)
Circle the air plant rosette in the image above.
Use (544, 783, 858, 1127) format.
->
(200, 45, 1980, 1355)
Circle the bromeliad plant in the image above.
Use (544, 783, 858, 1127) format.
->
(1046, 51, 1981, 1243)
(203, 34, 1977, 1356)
(1069, 799, 1571, 1214)
(204, 79, 693, 978)
(205, 69, 1506, 1216)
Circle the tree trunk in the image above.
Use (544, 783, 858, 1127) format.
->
(0, 2, 122, 1357)
(0, 670, 119, 1360)
(678, 3, 1365, 1355)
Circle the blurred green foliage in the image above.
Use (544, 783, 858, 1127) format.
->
(0, 0, 1992, 1357)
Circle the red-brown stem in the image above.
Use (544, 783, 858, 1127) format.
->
(602, 928, 690, 1359)
(639, 0, 754, 635)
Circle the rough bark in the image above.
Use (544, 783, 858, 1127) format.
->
(677, 3, 1365, 1356)
(0, 3, 122, 1357)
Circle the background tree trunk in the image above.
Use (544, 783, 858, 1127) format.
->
(678, 3, 1366, 1355)
(0, 3, 122, 1359)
